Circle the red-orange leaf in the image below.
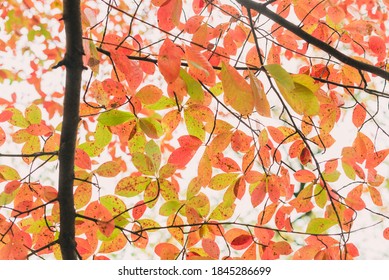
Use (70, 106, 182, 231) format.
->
(157, 0, 182, 31)
(158, 38, 183, 83)
(369, 36, 386, 61)
(384, 227, 389, 240)
(155, 243, 180, 259)
(202, 238, 220, 259)
(168, 147, 197, 169)
(294, 170, 316, 183)
(75, 148, 92, 170)
(26, 123, 52, 136)
(132, 200, 147, 220)
(345, 184, 365, 211)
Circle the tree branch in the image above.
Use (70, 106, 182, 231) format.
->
(236, 0, 389, 81)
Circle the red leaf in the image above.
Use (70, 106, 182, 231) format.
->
(185, 46, 216, 86)
(225, 228, 253, 250)
(345, 184, 365, 211)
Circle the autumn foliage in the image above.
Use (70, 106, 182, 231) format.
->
(1, 0, 389, 260)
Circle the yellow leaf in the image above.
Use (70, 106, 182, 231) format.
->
(221, 62, 254, 116)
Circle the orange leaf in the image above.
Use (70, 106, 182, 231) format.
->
(271, 241, 292, 255)
(250, 181, 266, 207)
(155, 243, 180, 259)
(368, 186, 383, 206)
(249, 71, 271, 117)
(352, 103, 366, 128)
(294, 170, 316, 183)
(366, 149, 389, 169)
(258, 203, 278, 225)
(26, 123, 52, 136)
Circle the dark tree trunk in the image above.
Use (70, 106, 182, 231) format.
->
(56, 0, 84, 260)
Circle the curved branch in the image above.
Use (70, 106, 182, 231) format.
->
(236, 0, 389, 81)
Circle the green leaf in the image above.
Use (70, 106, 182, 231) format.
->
(159, 178, 179, 201)
(264, 64, 295, 91)
(97, 110, 135, 126)
(78, 141, 105, 157)
(159, 200, 182, 216)
(209, 173, 239, 190)
(100, 195, 129, 218)
(314, 184, 327, 209)
(7, 108, 29, 128)
(128, 130, 147, 154)
(209, 202, 236, 221)
(25, 104, 42, 124)
(94, 123, 112, 148)
(145, 96, 176, 110)
(179, 68, 204, 102)
(184, 108, 205, 141)
(115, 176, 152, 197)
(275, 73, 320, 116)
(132, 153, 156, 176)
(145, 140, 161, 171)
(138, 219, 160, 232)
(306, 218, 337, 234)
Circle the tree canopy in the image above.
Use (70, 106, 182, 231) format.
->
(0, 0, 389, 260)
